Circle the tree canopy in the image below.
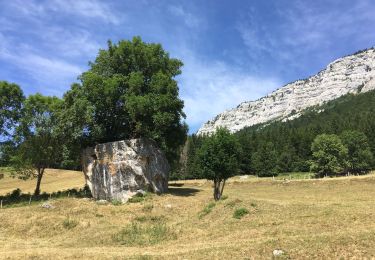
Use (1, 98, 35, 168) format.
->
(11, 94, 63, 195)
(310, 134, 348, 177)
(0, 81, 25, 137)
(195, 128, 241, 200)
(62, 37, 187, 163)
(340, 130, 373, 174)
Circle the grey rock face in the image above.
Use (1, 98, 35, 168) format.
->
(82, 138, 169, 202)
(198, 48, 375, 135)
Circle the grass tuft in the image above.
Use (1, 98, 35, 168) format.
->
(220, 195, 228, 200)
(62, 218, 78, 229)
(111, 199, 122, 206)
(112, 220, 176, 246)
(198, 201, 216, 218)
(233, 207, 249, 219)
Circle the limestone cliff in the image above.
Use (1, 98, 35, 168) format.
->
(198, 48, 375, 135)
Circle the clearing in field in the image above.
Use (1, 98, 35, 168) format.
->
(1, 171, 375, 259)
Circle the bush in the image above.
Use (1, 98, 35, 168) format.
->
(233, 207, 249, 219)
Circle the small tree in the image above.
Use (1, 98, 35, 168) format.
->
(310, 134, 348, 177)
(340, 130, 374, 174)
(196, 128, 240, 201)
(11, 94, 63, 195)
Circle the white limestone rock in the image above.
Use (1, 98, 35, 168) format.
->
(82, 138, 169, 202)
(198, 48, 375, 135)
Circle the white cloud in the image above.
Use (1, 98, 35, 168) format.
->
(178, 49, 281, 132)
(168, 5, 200, 28)
(39, 27, 102, 58)
(237, 1, 375, 67)
(6, 0, 120, 24)
(49, 0, 120, 24)
(0, 33, 83, 95)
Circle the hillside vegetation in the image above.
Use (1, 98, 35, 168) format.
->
(236, 89, 375, 173)
(1, 172, 375, 259)
(181, 90, 375, 180)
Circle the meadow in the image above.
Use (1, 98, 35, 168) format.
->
(1, 169, 375, 259)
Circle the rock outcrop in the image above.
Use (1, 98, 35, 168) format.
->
(198, 48, 375, 135)
(82, 138, 169, 202)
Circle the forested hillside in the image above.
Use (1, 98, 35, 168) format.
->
(182, 90, 375, 179)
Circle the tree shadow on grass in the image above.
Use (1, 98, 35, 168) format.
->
(167, 187, 201, 197)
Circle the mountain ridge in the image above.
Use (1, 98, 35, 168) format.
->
(197, 47, 375, 135)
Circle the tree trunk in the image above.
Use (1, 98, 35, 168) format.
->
(213, 180, 221, 201)
(34, 168, 45, 196)
(220, 179, 226, 198)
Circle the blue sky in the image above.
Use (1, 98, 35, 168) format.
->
(0, 0, 374, 133)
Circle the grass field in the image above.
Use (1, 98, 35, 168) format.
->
(1, 170, 375, 259)
(0, 168, 85, 195)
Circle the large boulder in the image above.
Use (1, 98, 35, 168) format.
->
(82, 138, 169, 202)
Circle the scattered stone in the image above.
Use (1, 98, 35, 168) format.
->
(41, 202, 55, 209)
(273, 249, 284, 257)
(82, 138, 170, 203)
(165, 204, 172, 209)
(135, 189, 146, 197)
(96, 200, 109, 205)
(239, 175, 249, 179)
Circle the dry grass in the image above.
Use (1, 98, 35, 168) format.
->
(0, 168, 85, 195)
(1, 171, 375, 259)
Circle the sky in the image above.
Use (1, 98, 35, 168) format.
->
(0, 0, 375, 133)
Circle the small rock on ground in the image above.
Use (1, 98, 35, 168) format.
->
(273, 249, 284, 257)
(41, 202, 55, 209)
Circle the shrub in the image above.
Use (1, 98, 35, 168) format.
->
(233, 207, 249, 219)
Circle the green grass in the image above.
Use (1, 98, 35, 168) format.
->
(233, 207, 249, 219)
(111, 199, 123, 206)
(198, 201, 216, 218)
(112, 218, 176, 246)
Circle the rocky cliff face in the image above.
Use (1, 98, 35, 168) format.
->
(82, 138, 169, 202)
(198, 48, 375, 135)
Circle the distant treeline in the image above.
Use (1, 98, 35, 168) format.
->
(176, 90, 375, 180)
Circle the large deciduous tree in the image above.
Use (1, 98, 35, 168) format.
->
(62, 37, 187, 164)
(340, 130, 373, 174)
(310, 134, 348, 177)
(11, 94, 63, 195)
(196, 128, 240, 201)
